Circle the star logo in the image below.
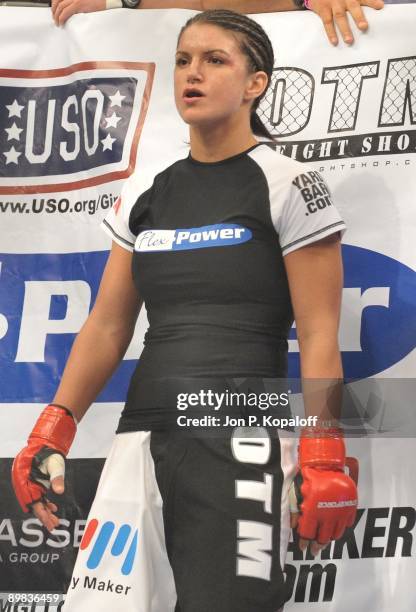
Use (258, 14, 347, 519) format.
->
(6, 100, 24, 119)
(4, 146, 22, 165)
(5, 122, 23, 142)
(109, 90, 125, 108)
(104, 113, 122, 129)
(101, 133, 116, 151)
(0, 62, 154, 194)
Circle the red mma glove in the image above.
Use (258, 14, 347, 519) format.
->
(12, 404, 76, 513)
(294, 427, 358, 545)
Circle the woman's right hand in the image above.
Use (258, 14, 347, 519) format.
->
(11, 404, 76, 532)
(31, 453, 67, 532)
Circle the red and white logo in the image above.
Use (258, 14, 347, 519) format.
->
(0, 62, 155, 194)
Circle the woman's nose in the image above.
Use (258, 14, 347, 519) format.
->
(186, 59, 203, 83)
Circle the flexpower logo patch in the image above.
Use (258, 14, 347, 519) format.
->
(80, 519, 138, 576)
(0, 62, 155, 194)
(134, 224, 252, 252)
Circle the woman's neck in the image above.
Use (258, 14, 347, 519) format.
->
(189, 117, 258, 163)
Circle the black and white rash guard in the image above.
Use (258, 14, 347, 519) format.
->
(102, 142, 345, 431)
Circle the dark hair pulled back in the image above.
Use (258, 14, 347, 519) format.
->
(178, 9, 275, 140)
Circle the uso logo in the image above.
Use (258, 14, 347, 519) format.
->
(288, 245, 416, 380)
(0, 62, 155, 194)
(80, 519, 138, 576)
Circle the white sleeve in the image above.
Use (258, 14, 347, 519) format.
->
(277, 170, 346, 256)
(100, 173, 151, 252)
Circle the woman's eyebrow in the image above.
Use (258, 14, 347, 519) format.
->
(175, 49, 231, 57)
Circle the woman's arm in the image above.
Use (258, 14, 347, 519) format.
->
(52, 0, 296, 26)
(12, 241, 142, 530)
(284, 232, 343, 424)
(51, 0, 383, 46)
(284, 234, 358, 556)
(52, 241, 142, 422)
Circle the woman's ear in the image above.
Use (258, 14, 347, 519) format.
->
(243, 71, 269, 105)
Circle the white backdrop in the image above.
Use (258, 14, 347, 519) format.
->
(0, 5, 415, 610)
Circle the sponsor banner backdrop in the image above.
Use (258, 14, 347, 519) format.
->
(0, 5, 415, 610)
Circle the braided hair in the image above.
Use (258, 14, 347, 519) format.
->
(177, 9, 275, 140)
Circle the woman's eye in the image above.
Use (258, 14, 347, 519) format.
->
(175, 58, 188, 66)
(208, 57, 223, 65)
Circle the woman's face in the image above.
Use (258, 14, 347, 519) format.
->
(174, 23, 259, 129)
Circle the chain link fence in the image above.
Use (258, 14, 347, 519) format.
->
(379, 57, 416, 125)
(322, 63, 379, 131)
(258, 68, 314, 138)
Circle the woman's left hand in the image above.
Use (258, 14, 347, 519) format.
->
(51, 0, 105, 26)
(308, 0, 384, 46)
(289, 481, 330, 556)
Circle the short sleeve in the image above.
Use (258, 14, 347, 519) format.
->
(278, 170, 346, 256)
(101, 172, 151, 252)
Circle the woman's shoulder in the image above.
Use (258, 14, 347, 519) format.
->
(121, 155, 189, 204)
(246, 143, 319, 203)
(248, 142, 314, 183)
(152, 155, 190, 184)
